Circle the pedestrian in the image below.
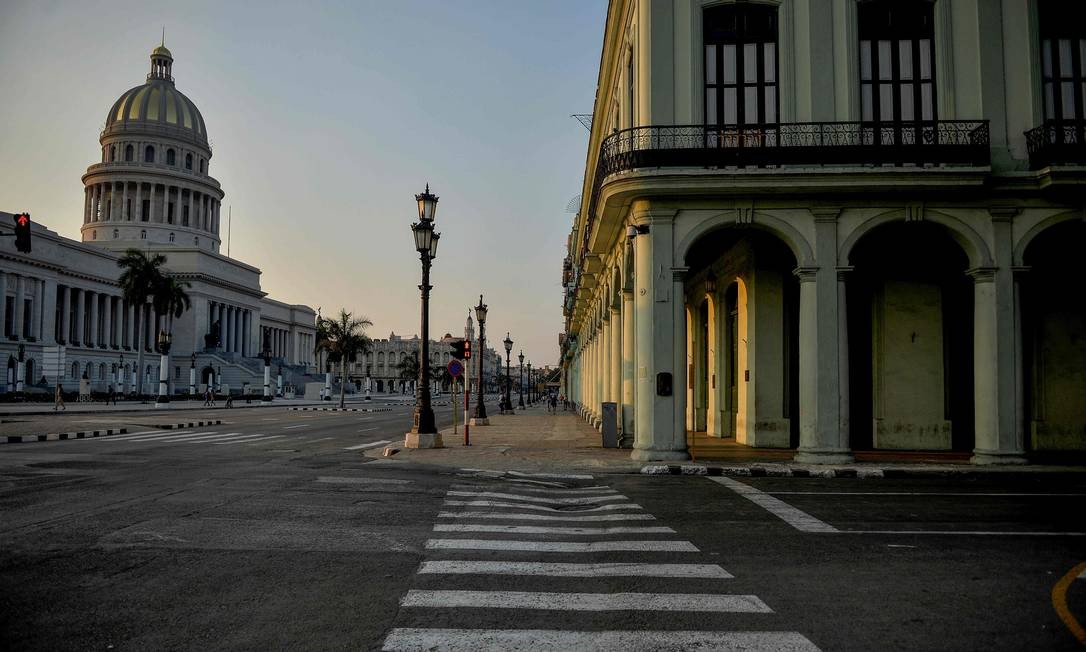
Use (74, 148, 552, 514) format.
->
(224, 394, 234, 409)
(54, 384, 66, 411)
(203, 388, 212, 407)
(210, 389, 217, 407)
(549, 392, 557, 413)
(107, 384, 116, 405)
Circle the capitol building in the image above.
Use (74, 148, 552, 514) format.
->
(0, 45, 318, 395)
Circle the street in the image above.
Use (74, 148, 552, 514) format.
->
(1, 405, 1083, 650)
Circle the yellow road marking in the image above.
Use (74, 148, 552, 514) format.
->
(1052, 561, 1086, 646)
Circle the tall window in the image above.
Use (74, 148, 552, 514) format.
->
(144, 145, 155, 163)
(626, 50, 635, 129)
(703, 3, 778, 128)
(167, 149, 176, 165)
(859, 1, 936, 123)
(1039, 0, 1086, 122)
(124, 145, 133, 162)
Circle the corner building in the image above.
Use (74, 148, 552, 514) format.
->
(0, 46, 317, 394)
(562, 0, 1086, 464)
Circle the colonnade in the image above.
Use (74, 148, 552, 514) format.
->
(209, 301, 252, 356)
(83, 180, 220, 233)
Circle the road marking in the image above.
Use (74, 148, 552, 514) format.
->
(260, 418, 279, 421)
(307, 437, 334, 443)
(709, 477, 839, 533)
(442, 500, 642, 513)
(768, 491, 1086, 497)
(318, 476, 413, 485)
(344, 439, 392, 451)
(417, 561, 732, 578)
(425, 539, 699, 553)
(437, 511, 655, 522)
(283, 424, 308, 429)
(401, 590, 769, 613)
(433, 524, 675, 535)
(844, 530, 1086, 536)
(213, 434, 284, 445)
(118, 430, 166, 437)
(381, 629, 818, 652)
(1052, 561, 1086, 645)
(506, 470, 595, 480)
(446, 491, 627, 505)
(358, 427, 379, 432)
(451, 484, 617, 495)
(108, 430, 200, 441)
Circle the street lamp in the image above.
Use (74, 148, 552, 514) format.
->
(518, 349, 525, 409)
(502, 332, 513, 414)
(154, 330, 171, 408)
(527, 360, 533, 405)
(189, 352, 196, 396)
(262, 342, 272, 402)
(470, 295, 489, 426)
(118, 353, 125, 397)
(406, 183, 442, 449)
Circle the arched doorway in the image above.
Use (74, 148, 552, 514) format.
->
(684, 229, 800, 449)
(847, 222, 973, 451)
(200, 366, 215, 386)
(1022, 220, 1086, 453)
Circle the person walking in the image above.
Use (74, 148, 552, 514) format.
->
(203, 388, 212, 407)
(549, 392, 557, 414)
(106, 384, 116, 406)
(54, 384, 66, 411)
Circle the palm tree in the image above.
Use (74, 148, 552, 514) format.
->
(395, 353, 420, 394)
(315, 309, 373, 408)
(116, 249, 166, 395)
(150, 275, 191, 403)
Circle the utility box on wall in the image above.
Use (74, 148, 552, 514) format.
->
(601, 402, 618, 448)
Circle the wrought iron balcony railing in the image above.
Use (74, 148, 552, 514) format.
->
(1025, 120, 1086, 168)
(579, 120, 990, 263)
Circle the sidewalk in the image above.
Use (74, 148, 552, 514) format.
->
(367, 405, 1086, 477)
(0, 395, 375, 417)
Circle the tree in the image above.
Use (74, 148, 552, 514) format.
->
(395, 353, 419, 393)
(116, 249, 166, 395)
(152, 275, 192, 336)
(315, 309, 373, 408)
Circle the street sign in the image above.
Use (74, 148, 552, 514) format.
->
(448, 358, 464, 378)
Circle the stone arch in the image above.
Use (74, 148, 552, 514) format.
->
(1013, 210, 1085, 266)
(676, 211, 816, 268)
(839, 209, 993, 268)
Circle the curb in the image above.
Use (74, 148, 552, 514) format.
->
(638, 463, 1082, 478)
(290, 407, 394, 413)
(155, 420, 223, 429)
(4, 428, 128, 444)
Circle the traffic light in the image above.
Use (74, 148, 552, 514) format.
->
(463, 340, 471, 359)
(449, 338, 467, 360)
(13, 213, 31, 253)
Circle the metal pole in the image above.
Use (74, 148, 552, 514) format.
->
(411, 253, 436, 434)
(473, 319, 487, 421)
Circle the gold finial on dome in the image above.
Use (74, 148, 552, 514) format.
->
(149, 34, 174, 82)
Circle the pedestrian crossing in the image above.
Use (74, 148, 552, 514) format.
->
(381, 475, 820, 651)
(91, 428, 371, 449)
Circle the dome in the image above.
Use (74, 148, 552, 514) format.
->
(103, 46, 208, 146)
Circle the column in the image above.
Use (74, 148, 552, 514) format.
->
(621, 289, 636, 437)
(243, 311, 250, 356)
(601, 313, 611, 408)
(13, 275, 25, 339)
(115, 296, 123, 347)
(60, 285, 71, 344)
(160, 184, 168, 223)
(610, 304, 621, 415)
(40, 279, 57, 345)
(235, 316, 242, 354)
(103, 295, 113, 348)
(631, 207, 688, 461)
(88, 291, 99, 347)
(135, 183, 142, 222)
(83, 187, 91, 223)
(90, 185, 99, 222)
(109, 183, 117, 220)
(33, 278, 43, 340)
(0, 271, 7, 338)
(121, 182, 128, 221)
(127, 302, 135, 349)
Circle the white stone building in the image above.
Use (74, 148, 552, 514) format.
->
(0, 45, 317, 396)
(563, 0, 1086, 463)
(349, 327, 500, 394)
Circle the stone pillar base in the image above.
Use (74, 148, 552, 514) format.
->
(469, 417, 489, 426)
(405, 432, 444, 449)
(971, 450, 1028, 465)
(793, 448, 855, 465)
(630, 447, 691, 462)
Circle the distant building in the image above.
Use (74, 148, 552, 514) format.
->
(346, 331, 499, 394)
(0, 45, 316, 394)
(563, 0, 1086, 463)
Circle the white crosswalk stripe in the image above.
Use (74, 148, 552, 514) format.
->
(381, 474, 820, 651)
(100, 429, 296, 447)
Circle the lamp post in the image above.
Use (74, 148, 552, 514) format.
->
(189, 352, 196, 396)
(217, 365, 222, 395)
(15, 344, 25, 395)
(518, 350, 525, 409)
(527, 360, 533, 405)
(262, 344, 272, 402)
(119, 354, 125, 396)
(277, 365, 283, 397)
(406, 184, 442, 448)
(154, 330, 171, 408)
(502, 333, 513, 414)
(470, 295, 489, 426)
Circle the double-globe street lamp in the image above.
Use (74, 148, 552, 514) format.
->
(406, 184, 442, 448)
(471, 295, 489, 426)
(518, 350, 525, 409)
(154, 330, 172, 408)
(502, 333, 513, 414)
(527, 360, 533, 405)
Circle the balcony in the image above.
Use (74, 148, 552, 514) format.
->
(1025, 120, 1086, 168)
(579, 120, 990, 262)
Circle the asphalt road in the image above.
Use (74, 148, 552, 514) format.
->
(1, 405, 1084, 650)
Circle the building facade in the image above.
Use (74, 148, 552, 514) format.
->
(347, 329, 500, 394)
(563, 0, 1086, 463)
(0, 45, 317, 395)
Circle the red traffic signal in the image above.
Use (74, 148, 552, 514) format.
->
(463, 340, 471, 359)
(13, 213, 31, 253)
(449, 338, 467, 360)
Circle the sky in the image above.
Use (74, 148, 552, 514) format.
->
(0, 0, 605, 368)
